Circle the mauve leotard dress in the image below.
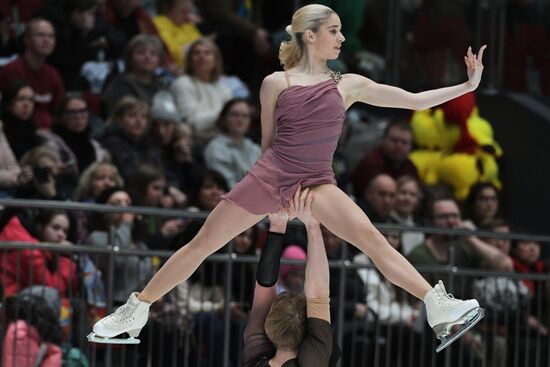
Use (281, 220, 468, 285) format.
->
(223, 78, 345, 214)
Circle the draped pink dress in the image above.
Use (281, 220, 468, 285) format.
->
(223, 77, 345, 214)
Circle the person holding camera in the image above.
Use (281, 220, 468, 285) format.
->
(0, 146, 66, 237)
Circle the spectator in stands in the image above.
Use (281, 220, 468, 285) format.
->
(40, 94, 111, 198)
(2, 290, 63, 367)
(354, 229, 418, 366)
(72, 162, 123, 243)
(508, 235, 549, 366)
(464, 182, 502, 228)
(204, 98, 261, 188)
(102, 35, 165, 116)
(171, 37, 233, 143)
(176, 169, 229, 245)
(51, 93, 108, 172)
(15, 146, 64, 202)
(73, 162, 123, 203)
(0, 147, 64, 246)
(35, 208, 107, 333)
(0, 80, 44, 160)
(153, 0, 202, 70)
(187, 169, 228, 213)
(150, 89, 183, 158)
(99, 96, 163, 178)
(126, 164, 187, 211)
(320, 225, 369, 366)
(357, 173, 397, 224)
(407, 195, 513, 298)
(351, 120, 418, 198)
(480, 219, 513, 257)
(87, 186, 154, 303)
(227, 225, 263, 365)
(125, 164, 187, 250)
(26, 131, 79, 198)
(277, 245, 307, 295)
(163, 123, 205, 197)
(174, 171, 230, 365)
(472, 219, 526, 367)
(390, 175, 425, 254)
(0, 207, 78, 298)
(36, 0, 126, 90)
(511, 237, 549, 323)
(231, 226, 261, 310)
(0, 18, 64, 129)
(356, 229, 415, 322)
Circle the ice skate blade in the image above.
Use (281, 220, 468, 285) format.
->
(435, 307, 485, 353)
(87, 332, 140, 345)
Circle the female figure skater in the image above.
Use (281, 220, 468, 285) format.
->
(89, 4, 486, 352)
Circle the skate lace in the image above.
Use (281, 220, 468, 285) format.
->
(436, 289, 460, 306)
(108, 303, 134, 323)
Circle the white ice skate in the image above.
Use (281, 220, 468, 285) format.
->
(424, 281, 485, 353)
(87, 292, 151, 344)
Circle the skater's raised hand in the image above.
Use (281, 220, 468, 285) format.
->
(465, 45, 487, 90)
(268, 207, 290, 233)
(290, 187, 319, 227)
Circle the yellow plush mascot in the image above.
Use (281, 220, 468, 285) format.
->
(409, 92, 502, 200)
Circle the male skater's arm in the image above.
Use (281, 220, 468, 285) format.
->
(292, 188, 334, 366)
(296, 189, 330, 320)
(243, 209, 289, 365)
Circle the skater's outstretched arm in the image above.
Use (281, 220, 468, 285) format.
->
(342, 45, 487, 111)
(290, 188, 334, 366)
(292, 188, 330, 322)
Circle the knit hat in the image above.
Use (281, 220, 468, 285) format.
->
(151, 90, 181, 124)
(280, 245, 307, 279)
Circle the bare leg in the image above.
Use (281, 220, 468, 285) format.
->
(310, 184, 431, 299)
(139, 200, 266, 303)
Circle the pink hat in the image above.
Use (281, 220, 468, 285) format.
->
(280, 245, 307, 279)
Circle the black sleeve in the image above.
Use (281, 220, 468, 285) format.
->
(256, 231, 285, 287)
(297, 318, 333, 367)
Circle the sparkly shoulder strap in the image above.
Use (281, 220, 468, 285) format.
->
(329, 70, 342, 83)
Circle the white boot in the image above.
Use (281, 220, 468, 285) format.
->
(87, 292, 151, 344)
(424, 281, 485, 353)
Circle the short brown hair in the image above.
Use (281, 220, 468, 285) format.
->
(264, 293, 306, 350)
(123, 34, 164, 72)
(107, 96, 149, 126)
(20, 146, 58, 167)
(383, 120, 412, 138)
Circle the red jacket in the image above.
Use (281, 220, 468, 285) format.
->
(512, 257, 547, 295)
(2, 320, 62, 367)
(0, 216, 77, 297)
